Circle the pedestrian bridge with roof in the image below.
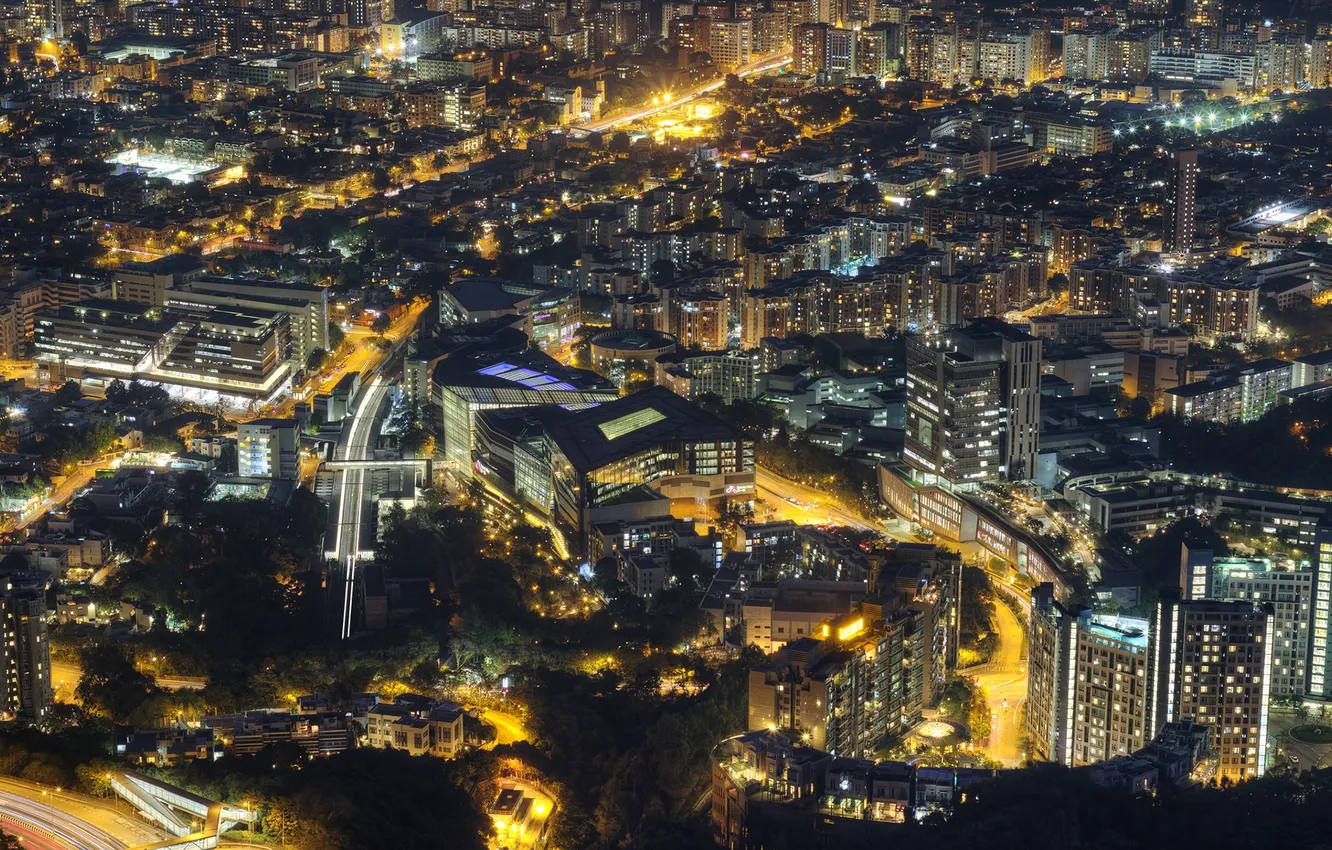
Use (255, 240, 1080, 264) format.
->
(110, 770, 258, 850)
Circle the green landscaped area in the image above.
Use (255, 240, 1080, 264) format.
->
(1290, 725, 1332, 744)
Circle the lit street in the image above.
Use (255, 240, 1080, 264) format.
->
(755, 466, 882, 533)
(965, 585, 1029, 767)
(482, 708, 529, 747)
(0, 780, 166, 849)
(574, 51, 791, 134)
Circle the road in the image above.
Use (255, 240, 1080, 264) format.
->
(1270, 709, 1332, 773)
(329, 374, 392, 639)
(0, 778, 168, 848)
(966, 589, 1029, 767)
(281, 300, 426, 417)
(51, 660, 206, 703)
(15, 465, 96, 532)
(0, 785, 144, 850)
(575, 51, 791, 134)
(754, 467, 881, 533)
(482, 708, 529, 746)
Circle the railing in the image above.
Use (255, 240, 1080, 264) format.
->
(110, 770, 257, 850)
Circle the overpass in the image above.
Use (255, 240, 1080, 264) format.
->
(324, 456, 432, 482)
(110, 771, 257, 850)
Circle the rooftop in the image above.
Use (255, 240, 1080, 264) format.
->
(545, 386, 746, 473)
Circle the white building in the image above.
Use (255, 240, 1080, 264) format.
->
(237, 418, 299, 480)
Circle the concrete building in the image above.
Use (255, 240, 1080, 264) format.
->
(904, 317, 1042, 486)
(1164, 149, 1199, 255)
(1208, 557, 1312, 699)
(1164, 358, 1292, 424)
(655, 349, 760, 404)
(745, 546, 959, 759)
(1028, 584, 1151, 766)
(237, 418, 300, 480)
(1309, 525, 1332, 702)
(1148, 594, 1273, 783)
(0, 572, 51, 721)
(35, 299, 293, 406)
(165, 277, 330, 371)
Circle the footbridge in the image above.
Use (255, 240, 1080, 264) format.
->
(110, 771, 258, 850)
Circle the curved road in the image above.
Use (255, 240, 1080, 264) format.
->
(0, 779, 165, 848)
(0, 790, 122, 850)
(965, 590, 1029, 767)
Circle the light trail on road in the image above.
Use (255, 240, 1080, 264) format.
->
(0, 790, 122, 850)
(333, 374, 390, 639)
(574, 52, 791, 134)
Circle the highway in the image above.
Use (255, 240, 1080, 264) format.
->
(574, 51, 791, 134)
(0, 789, 123, 850)
(330, 374, 392, 639)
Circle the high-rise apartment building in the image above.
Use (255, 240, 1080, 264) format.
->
(793, 22, 829, 73)
(1183, 541, 1313, 700)
(0, 573, 52, 721)
(1107, 27, 1159, 82)
(858, 22, 904, 78)
(746, 545, 959, 759)
(708, 18, 753, 69)
(1213, 560, 1312, 699)
(1027, 585, 1151, 766)
(1062, 27, 1111, 79)
(976, 30, 1048, 85)
(904, 317, 1042, 486)
(1186, 0, 1222, 29)
(1163, 149, 1199, 255)
(1149, 594, 1274, 783)
(1305, 525, 1332, 699)
(26, 0, 62, 38)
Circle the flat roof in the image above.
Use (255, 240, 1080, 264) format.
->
(546, 386, 744, 473)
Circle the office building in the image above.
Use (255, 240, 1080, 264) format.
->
(165, 277, 330, 371)
(904, 317, 1042, 486)
(825, 26, 857, 74)
(433, 350, 618, 477)
(1164, 150, 1199, 255)
(543, 387, 754, 544)
(0, 572, 51, 721)
(35, 299, 293, 406)
(238, 418, 300, 481)
(475, 388, 754, 551)
(1149, 594, 1273, 783)
(1028, 585, 1150, 767)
